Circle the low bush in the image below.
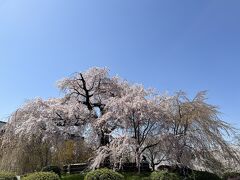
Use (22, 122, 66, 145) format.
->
(0, 171, 17, 180)
(61, 174, 85, 180)
(22, 172, 60, 180)
(42, 165, 61, 177)
(84, 168, 124, 180)
(189, 170, 221, 180)
(222, 172, 240, 180)
(122, 172, 151, 180)
(150, 171, 180, 180)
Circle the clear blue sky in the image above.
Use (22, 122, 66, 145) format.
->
(0, 0, 239, 128)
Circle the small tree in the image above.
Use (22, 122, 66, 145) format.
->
(145, 136, 171, 171)
(163, 91, 239, 173)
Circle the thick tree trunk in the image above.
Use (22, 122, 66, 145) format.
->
(100, 130, 109, 146)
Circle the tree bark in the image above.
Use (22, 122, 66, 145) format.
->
(136, 149, 141, 174)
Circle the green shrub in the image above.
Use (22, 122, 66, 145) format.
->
(150, 171, 180, 180)
(0, 171, 17, 180)
(188, 170, 221, 180)
(222, 172, 240, 180)
(42, 165, 61, 176)
(84, 168, 124, 180)
(22, 172, 60, 180)
(61, 174, 85, 180)
(122, 172, 151, 180)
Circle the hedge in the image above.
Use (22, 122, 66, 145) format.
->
(0, 171, 17, 180)
(188, 170, 221, 180)
(42, 165, 61, 177)
(150, 171, 180, 180)
(222, 172, 240, 180)
(22, 172, 60, 180)
(84, 168, 124, 180)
